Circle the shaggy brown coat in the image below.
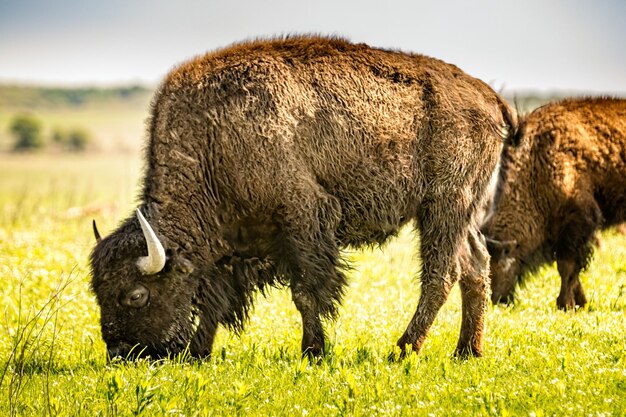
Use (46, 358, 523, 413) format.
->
(90, 35, 516, 360)
(483, 97, 626, 309)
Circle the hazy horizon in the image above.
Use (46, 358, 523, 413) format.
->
(1, 0, 625, 95)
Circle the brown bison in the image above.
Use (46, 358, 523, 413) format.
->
(90, 35, 516, 360)
(482, 97, 626, 309)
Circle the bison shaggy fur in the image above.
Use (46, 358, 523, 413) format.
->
(90, 35, 516, 360)
(482, 97, 626, 309)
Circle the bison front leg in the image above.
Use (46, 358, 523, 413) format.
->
(279, 186, 346, 358)
(291, 286, 326, 357)
(456, 228, 490, 357)
(286, 231, 346, 358)
(556, 258, 587, 310)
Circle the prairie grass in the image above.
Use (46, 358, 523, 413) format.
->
(1, 153, 625, 416)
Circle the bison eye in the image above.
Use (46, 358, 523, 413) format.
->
(121, 284, 150, 308)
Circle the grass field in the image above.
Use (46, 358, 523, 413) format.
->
(1, 152, 625, 417)
(1, 86, 625, 416)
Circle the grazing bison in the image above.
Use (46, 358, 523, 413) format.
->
(90, 36, 517, 360)
(482, 97, 626, 309)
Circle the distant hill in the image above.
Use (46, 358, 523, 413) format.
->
(0, 84, 153, 109)
(0, 84, 154, 152)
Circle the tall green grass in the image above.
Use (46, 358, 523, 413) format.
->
(1, 154, 625, 416)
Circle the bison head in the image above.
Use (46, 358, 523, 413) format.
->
(484, 236, 520, 304)
(90, 209, 208, 360)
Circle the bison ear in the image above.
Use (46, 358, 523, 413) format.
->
(175, 257, 195, 274)
(485, 237, 518, 258)
(165, 252, 195, 275)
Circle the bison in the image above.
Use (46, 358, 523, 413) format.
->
(90, 35, 517, 360)
(482, 97, 626, 309)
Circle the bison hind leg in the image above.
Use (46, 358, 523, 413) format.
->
(396, 196, 474, 358)
(456, 227, 490, 358)
(555, 198, 601, 310)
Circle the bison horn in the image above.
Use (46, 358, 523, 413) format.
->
(92, 220, 102, 242)
(136, 208, 166, 275)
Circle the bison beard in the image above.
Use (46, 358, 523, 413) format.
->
(90, 35, 517, 361)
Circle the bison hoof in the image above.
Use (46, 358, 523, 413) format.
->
(388, 340, 421, 362)
(556, 295, 576, 310)
(574, 292, 587, 308)
(556, 298, 586, 311)
(387, 348, 407, 363)
(454, 345, 482, 359)
(302, 345, 324, 359)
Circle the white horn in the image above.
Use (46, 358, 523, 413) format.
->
(136, 208, 166, 274)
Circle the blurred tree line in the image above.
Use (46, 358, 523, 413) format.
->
(0, 84, 149, 108)
(9, 113, 92, 152)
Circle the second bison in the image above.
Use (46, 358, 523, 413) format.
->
(482, 97, 626, 309)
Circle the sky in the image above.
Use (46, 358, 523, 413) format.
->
(0, 0, 625, 94)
